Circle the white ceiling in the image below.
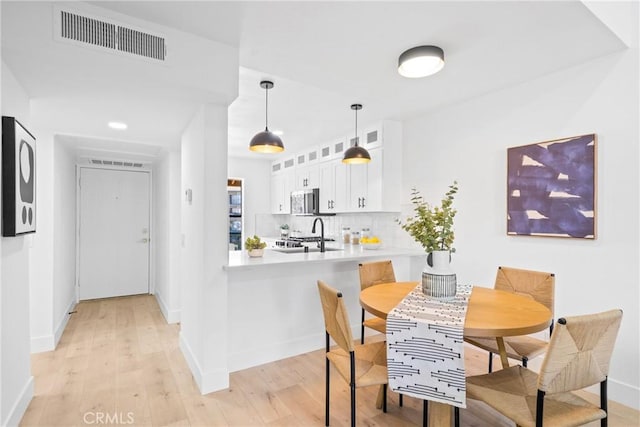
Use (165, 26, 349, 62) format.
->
(1, 1, 627, 161)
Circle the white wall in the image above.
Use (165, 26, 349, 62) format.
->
(154, 149, 181, 323)
(52, 139, 76, 343)
(179, 104, 230, 394)
(400, 48, 639, 408)
(0, 60, 34, 427)
(228, 156, 271, 239)
(27, 129, 53, 353)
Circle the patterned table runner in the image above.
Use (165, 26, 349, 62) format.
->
(386, 283, 472, 408)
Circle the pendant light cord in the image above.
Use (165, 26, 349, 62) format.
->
(264, 86, 269, 131)
(354, 107, 359, 147)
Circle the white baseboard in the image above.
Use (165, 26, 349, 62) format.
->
(54, 297, 76, 347)
(608, 377, 639, 410)
(3, 376, 33, 427)
(179, 333, 229, 395)
(30, 335, 54, 354)
(31, 298, 76, 354)
(228, 324, 362, 373)
(154, 293, 180, 324)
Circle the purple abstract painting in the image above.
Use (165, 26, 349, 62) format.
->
(507, 134, 596, 238)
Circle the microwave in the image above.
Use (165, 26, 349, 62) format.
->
(291, 188, 320, 216)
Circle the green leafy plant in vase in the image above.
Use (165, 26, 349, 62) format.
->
(245, 235, 267, 257)
(397, 181, 459, 298)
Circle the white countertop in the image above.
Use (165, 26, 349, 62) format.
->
(225, 244, 425, 270)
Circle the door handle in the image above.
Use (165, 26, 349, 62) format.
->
(362, 197, 366, 208)
(141, 238, 149, 243)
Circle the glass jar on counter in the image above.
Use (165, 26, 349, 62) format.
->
(351, 230, 361, 245)
(342, 227, 351, 244)
(361, 228, 371, 240)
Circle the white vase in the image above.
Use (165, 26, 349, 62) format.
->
(247, 248, 264, 258)
(422, 250, 457, 299)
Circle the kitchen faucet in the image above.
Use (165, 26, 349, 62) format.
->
(311, 217, 325, 253)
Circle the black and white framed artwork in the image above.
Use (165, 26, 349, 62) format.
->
(2, 116, 36, 236)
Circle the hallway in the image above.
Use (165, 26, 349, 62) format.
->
(19, 295, 639, 426)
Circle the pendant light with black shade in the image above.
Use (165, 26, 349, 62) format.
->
(342, 104, 370, 164)
(249, 80, 284, 153)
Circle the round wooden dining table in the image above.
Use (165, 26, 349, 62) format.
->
(360, 281, 552, 427)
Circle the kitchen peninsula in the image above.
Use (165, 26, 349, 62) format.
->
(224, 246, 424, 372)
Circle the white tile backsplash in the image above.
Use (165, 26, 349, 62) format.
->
(255, 212, 409, 248)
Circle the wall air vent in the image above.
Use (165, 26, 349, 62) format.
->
(89, 159, 145, 169)
(57, 9, 166, 61)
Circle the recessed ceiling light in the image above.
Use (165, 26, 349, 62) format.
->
(272, 130, 284, 136)
(108, 121, 128, 130)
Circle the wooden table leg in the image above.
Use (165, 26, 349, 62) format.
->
(375, 385, 384, 409)
(496, 337, 510, 368)
(428, 402, 452, 427)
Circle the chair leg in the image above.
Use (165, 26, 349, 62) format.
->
(325, 356, 330, 426)
(360, 309, 365, 344)
(422, 400, 428, 427)
(383, 384, 387, 413)
(601, 379, 608, 427)
(350, 383, 356, 427)
(399, 393, 403, 407)
(325, 332, 330, 427)
(488, 352, 493, 372)
(522, 356, 528, 368)
(536, 390, 545, 427)
(350, 352, 356, 427)
(454, 406, 460, 427)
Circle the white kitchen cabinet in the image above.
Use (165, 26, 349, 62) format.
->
(295, 164, 319, 190)
(318, 162, 335, 212)
(361, 123, 383, 150)
(347, 148, 383, 211)
(271, 160, 283, 174)
(295, 152, 307, 168)
(332, 137, 347, 160)
(270, 170, 294, 214)
(270, 120, 402, 214)
(271, 157, 295, 214)
(319, 159, 348, 212)
(305, 146, 320, 165)
(318, 142, 333, 162)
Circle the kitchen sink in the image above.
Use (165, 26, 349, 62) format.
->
(272, 246, 343, 254)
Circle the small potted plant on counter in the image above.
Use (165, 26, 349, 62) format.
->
(245, 235, 267, 258)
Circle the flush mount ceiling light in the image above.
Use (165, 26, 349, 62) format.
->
(249, 80, 284, 153)
(398, 45, 445, 78)
(342, 104, 370, 164)
(108, 121, 127, 130)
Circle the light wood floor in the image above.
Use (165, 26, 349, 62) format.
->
(20, 294, 639, 426)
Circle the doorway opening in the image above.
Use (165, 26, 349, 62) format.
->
(228, 178, 243, 251)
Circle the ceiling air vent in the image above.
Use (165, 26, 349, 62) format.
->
(57, 8, 166, 61)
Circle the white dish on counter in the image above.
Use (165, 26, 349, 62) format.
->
(361, 243, 381, 250)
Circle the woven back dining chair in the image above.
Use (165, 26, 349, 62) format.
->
(462, 309, 622, 427)
(358, 260, 396, 344)
(464, 266, 555, 371)
(317, 280, 388, 427)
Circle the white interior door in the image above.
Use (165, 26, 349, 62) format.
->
(79, 167, 150, 300)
